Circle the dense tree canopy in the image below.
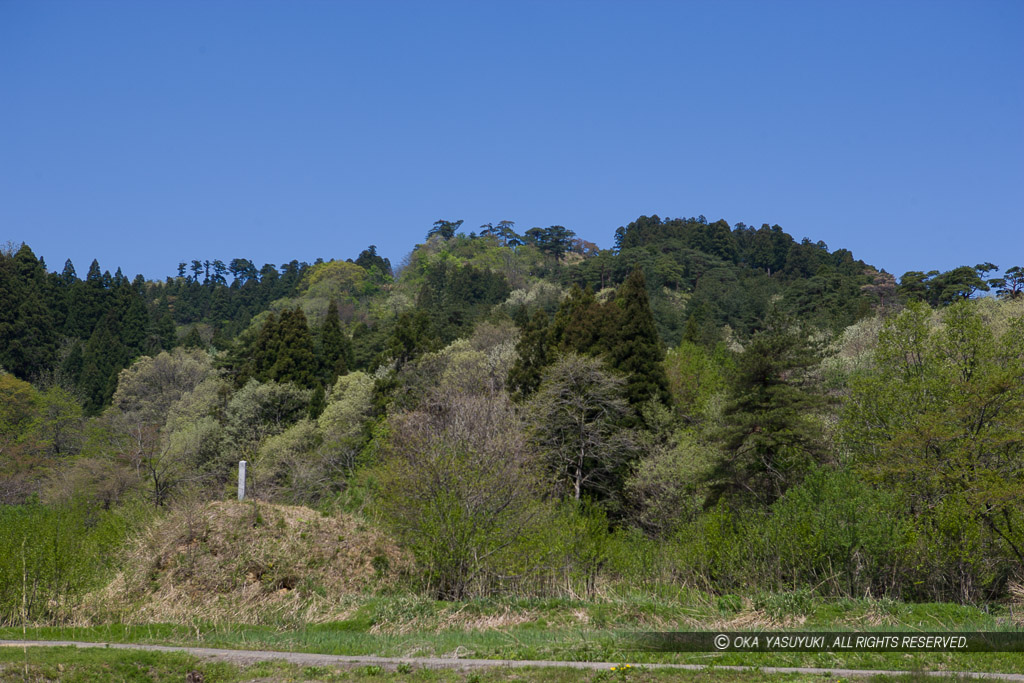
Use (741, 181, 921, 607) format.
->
(1, 216, 1020, 609)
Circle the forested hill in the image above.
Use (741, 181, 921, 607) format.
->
(0, 217, 1016, 414)
(3, 215, 1024, 613)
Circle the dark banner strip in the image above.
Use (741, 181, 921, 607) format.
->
(628, 632, 1024, 653)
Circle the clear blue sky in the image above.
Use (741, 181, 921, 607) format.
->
(2, 0, 1022, 281)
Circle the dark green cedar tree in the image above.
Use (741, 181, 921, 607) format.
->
(551, 285, 606, 356)
(0, 245, 58, 378)
(182, 325, 204, 349)
(605, 269, 671, 408)
(270, 308, 318, 388)
(318, 299, 353, 383)
(508, 310, 554, 400)
(79, 310, 130, 412)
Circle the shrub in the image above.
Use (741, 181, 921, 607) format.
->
(373, 393, 552, 599)
(765, 466, 908, 597)
(0, 500, 132, 625)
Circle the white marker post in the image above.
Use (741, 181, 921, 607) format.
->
(238, 460, 247, 500)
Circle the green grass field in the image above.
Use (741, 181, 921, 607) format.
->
(0, 645, 998, 682)
(3, 591, 1022, 678)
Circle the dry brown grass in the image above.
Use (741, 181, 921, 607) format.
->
(368, 604, 541, 636)
(1009, 582, 1024, 626)
(80, 500, 412, 626)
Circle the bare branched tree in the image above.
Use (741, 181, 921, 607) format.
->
(528, 354, 637, 502)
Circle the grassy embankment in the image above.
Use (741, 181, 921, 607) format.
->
(4, 591, 1024, 677)
(3, 501, 1022, 678)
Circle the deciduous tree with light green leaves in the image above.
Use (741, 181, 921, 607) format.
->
(842, 300, 1024, 600)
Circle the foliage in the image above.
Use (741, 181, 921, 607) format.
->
(765, 466, 907, 596)
(415, 260, 510, 343)
(1, 221, 1020, 610)
(354, 244, 394, 281)
(507, 310, 554, 400)
(302, 259, 368, 299)
(528, 354, 637, 505)
(991, 265, 1023, 300)
(624, 430, 716, 537)
(842, 300, 1024, 601)
(707, 311, 826, 508)
(318, 299, 354, 383)
(0, 245, 57, 379)
(111, 348, 214, 423)
(224, 379, 310, 498)
(318, 371, 375, 473)
(374, 391, 549, 600)
(667, 502, 762, 592)
(605, 269, 671, 409)
(0, 375, 86, 504)
(385, 310, 438, 368)
(898, 263, 999, 306)
(0, 501, 133, 625)
(663, 339, 728, 421)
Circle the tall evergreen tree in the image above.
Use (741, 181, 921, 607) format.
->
(112, 280, 150, 355)
(318, 300, 353, 383)
(605, 269, 670, 408)
(386, 310, 437, 368)
(307, 384, 326, 419)
(64, 259, 107, 338)
(270, 308, 318, 388)
(59, 259, 77, 285)
(354, 245, 393, 280)
(706, 310, 825, 507)
(551, 285, 606, 356)
(79, 310, 130, 413)
(249, 312, 282, 381)
(426, 219, 463, 240)
(148, 307, 177, 352)
(182, 325, 204, 349)
(0, 245, 58, 379)
(60, 340, 84, 387)
(508, 310, 554, 400)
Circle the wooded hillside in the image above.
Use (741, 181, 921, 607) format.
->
(1, 217, 1022, 623)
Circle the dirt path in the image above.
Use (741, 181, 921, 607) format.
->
(3, 639, 1023, 680)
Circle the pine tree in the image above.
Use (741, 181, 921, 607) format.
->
(386, 310, 437, 368)
(44, 267, 69, 334)
(148, 308, 177, 352)
(706, 310, 825, 507)
(249, 312, 282, 380)
(60, 259, 77, 285)
(112, 281, 150, 355)
(307, 384, 326, 419)
(61, 340, 84, 386)
(64, 259, 107, 338)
